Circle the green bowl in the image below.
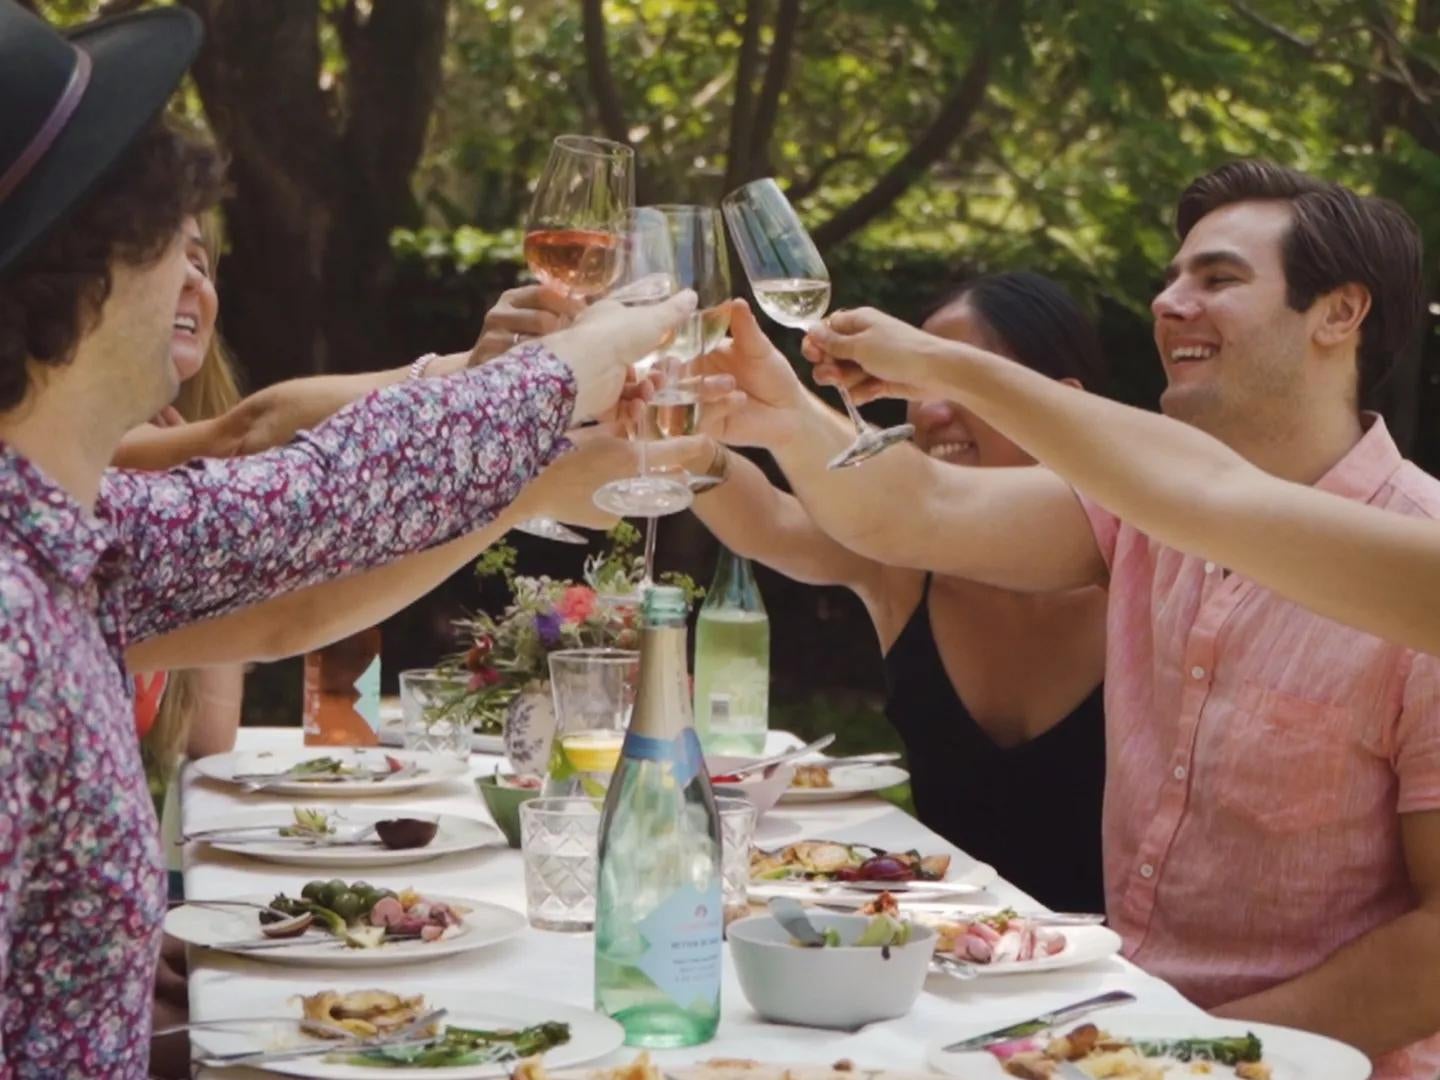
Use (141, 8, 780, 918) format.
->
(476, 773, 541, 848)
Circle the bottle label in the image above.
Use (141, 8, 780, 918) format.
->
(634, 881, 723, 1010)
(621, 729, 704, 787)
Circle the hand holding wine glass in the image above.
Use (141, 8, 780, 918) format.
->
(721, 177, 913, 469)
(802, 306, 951, 405)
(513, 134, 634, 543)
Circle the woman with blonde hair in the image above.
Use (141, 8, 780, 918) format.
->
(114, 211, 246, 795)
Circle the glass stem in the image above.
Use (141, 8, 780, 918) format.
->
(641, 516, 658, 589)
(835, 385, 870, 435)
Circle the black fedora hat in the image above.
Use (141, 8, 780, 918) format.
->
(0, 0, 201, 276)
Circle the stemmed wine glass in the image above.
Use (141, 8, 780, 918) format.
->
(593, 204, 730, 520)
(514, 135, 635, 544)
(722, 177, 912, 469)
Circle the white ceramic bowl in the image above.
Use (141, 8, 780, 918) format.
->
(727, 913, 935, 1029)
(707, 754, 795, 819)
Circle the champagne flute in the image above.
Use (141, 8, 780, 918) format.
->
(721, 177, 913, 469)
(515, 135, 635, 544)
(593, 205, 729, 519)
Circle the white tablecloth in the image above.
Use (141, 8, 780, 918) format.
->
(182, 728, 1199, 1076)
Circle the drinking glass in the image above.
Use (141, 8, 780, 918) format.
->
(722, 177, 912, 469)
(397, 669, 472, 760)
(544, 648, 639, 797)
(524, 135, 633, 299)
(594, 204, 731, 518)
(716, 796, 758, 927)
(515, 134, 636, 543)
(520, 797, 603, 931)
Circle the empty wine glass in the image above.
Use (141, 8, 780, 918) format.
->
(593, 205, 730, 518)
(514, 135, 636, 544)
(722, 177, 912, 469)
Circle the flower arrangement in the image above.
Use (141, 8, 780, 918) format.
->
(433, 523, 699, 735)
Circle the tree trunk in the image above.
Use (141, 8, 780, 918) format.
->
(180, 0, 448, 386)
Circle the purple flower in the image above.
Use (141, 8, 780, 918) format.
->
(535, 610, 563, 648)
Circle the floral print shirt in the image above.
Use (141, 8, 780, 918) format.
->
(0, 346, 573, 1077)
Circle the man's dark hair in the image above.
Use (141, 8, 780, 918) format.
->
(0, 117, 226, 412)
(1175, 160, 1423, 404)
(927, 271, 1108, 390)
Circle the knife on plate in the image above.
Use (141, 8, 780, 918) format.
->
(940, 990, 1136, 1053)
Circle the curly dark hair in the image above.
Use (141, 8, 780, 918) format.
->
(1176, 160, 1424, 405)
(0, 117, 227, 413)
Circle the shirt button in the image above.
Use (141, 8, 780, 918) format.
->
(1173, 765, 1187, 781)
(1204, 561, 1216, 574)
(1140, 863, 1155, 879)
(1190, 665, 1206, 680)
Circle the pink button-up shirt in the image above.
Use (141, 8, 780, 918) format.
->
(1081, 417, 1440, 1080)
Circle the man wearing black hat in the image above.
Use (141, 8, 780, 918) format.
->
(0, 4, 691, 1074)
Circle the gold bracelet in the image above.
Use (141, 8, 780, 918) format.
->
(701, 441, 730, 488)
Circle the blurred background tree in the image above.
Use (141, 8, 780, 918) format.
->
(29, 0, 1440, 739)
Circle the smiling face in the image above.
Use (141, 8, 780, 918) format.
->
(1152, 200, 1316, 441)
(907, 300, 1037, 469)
(171, 215, 219, 383)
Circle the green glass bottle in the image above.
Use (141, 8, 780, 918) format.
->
(693, 548, 770, 754)
(594, 586, 722, 1048)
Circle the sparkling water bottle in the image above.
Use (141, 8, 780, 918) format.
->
(594, 586, 722, 1047)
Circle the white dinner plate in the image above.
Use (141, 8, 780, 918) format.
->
(193, 807, 502, 868)
(192, 989, 624, 1079)
(779, 763, 911, 803)
(193, 748, 470, 797)
(166, 892, 524, 968)
(748, 849, 998, 904)
(920, 919, 1123, 976)
(926, 1011, 1371, 1079)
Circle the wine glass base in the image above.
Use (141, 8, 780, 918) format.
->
(827, 423, 916, 470)
(593, 476, 694, 517)
(512, 517, 590, 544)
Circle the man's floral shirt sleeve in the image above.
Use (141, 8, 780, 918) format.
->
(103, 345, 575, 643)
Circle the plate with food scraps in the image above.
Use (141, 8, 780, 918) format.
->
(190, 987, 624, 1079)
(778, 762, 911, 802)
(165, 884, 523, 967)
(186, 806, 503, 868)
(926, 1011, 1370, 1079)
(546, 1055, 935, 1080)
(193, 748, 470, 797)
(917, 903, 1123, 977)
(747, 840, 997, 903)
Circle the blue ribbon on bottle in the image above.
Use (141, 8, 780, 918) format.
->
(622, 729, 705, 788)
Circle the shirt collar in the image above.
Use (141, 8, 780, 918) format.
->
(0, 441, 118, 588)
(1312, 412, 1404, 503)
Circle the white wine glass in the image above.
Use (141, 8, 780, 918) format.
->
(721, 177, 912, 469)
(515, 135, 636, 544)
(593, 205, 729, 518)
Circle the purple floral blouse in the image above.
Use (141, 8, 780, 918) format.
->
(0, 346, 573, 1077)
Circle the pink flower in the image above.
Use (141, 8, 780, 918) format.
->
(557, 585, 597, 625)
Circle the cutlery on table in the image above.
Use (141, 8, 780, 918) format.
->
(929, 953, 979, 982)
(195, 1008, 449, 1068)
(203, 929, 427, 952)
(941, 989, 1137, 1053)
(153, 1015, 355, 1039)
(709, 735, 836, 783)
(182, 823, 380, 847)
(812, 898, 1104, 925)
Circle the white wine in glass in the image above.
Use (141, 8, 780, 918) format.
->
(593, 204, 730, 518)
(722, 178, 912, 469)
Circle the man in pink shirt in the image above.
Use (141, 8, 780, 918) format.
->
(696, 162, 1440, 1078)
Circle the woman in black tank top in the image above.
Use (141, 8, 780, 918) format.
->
(684, 272, 1110, 914)
(885, 573, 1105, 911)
